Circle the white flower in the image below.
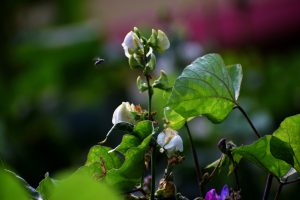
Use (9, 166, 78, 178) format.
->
(112, 102, 138, 124)
(157, 30, 170, 52)
(122, 31, 143, 58)
(157, 128, 183, 156)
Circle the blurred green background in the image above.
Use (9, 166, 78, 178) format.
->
(1, 0, 300, 199)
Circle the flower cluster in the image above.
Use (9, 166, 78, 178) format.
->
(121, 27, 169, 72)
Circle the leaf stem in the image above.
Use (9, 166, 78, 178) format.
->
(235, 104, 261, 138)
(263, 174, 273, 200)
(185, 122, 204, 197)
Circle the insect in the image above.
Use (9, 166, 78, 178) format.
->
(94, 57, 105, 66)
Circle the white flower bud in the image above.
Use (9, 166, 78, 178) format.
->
(112, 102, 137, 124)
(157, 30, 170, 52)
(157, 128, 183, 156)
(122, 31, 143, 58)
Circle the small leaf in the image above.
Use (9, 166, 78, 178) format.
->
(110, 134, 140, 154)
(152, 70, 172, 91)
(273, 114, 300, 172)
(232, 136, 291, 178)
(136, 76, 148, 93)
(167, 53, 242, 125)
(36, 172, 57, 200)
(133, 120, 154, 140)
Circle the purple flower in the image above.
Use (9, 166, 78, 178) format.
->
(205, 185, 229, 200)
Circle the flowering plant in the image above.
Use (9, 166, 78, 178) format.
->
(1, 27, 300, 200)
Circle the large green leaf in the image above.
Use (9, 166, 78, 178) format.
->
(232, 136, 291, 177)
(105, 134, 152, 191)
(133, 120, 154, 140)
(164, 107, 186, 130)
(49, 172, 121, 200)
(4, 169, 41, 200)
(85, 146, 122, 179)
(167, 53, 242, 127)
(273, 114, 300, 172)
(110, 134, 140, 154)
(85, 121, 154, 191)
(0, 169, 29, 200)
(270, 136, 294, 167)
(36, 172, 57, 200)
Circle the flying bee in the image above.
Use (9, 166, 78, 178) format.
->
(94, 57, 105, 66)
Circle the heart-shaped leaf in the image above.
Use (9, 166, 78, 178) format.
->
(272, 114, 300, 172)
(232, 136, 291, 178)
(167, 53, 242, 128)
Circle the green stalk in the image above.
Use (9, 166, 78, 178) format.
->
(145, 74, 155, 200)
(185, 122, 204, 197)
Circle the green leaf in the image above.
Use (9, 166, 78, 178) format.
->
(270, 136, 294, 167)
(226, 64, 242, 100)
(36, 172, 57, 200)
(136, 76, 148, 93)
(85, 145, 122, 179)
(133, 120, 154, 140)
(152, 70, 172, 91)
(0, 169, 29, 200)
(232, 136, 291, 177)
(105, 134, 152, 191)
(100, 122, 134, 144)
(110, 134, 140, 154)
(167, 53, 242, 125)
(273, 114, 300, 172)
(164, 107, 186, 130)
(49, 172, 121, 200)
(4, 169, 41, 200)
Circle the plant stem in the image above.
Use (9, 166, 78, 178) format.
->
(235, 104, 261, 138)
(274, 183, 283, 200)
(145, 74, 153, 120)
(235, 104, 275, 199)
(145, 74, 155, 200)
(185, 122, 204, 197)
(263, 174, 273, 200)
(151, 142, 156, 200)
(281, 177, 300, 185)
